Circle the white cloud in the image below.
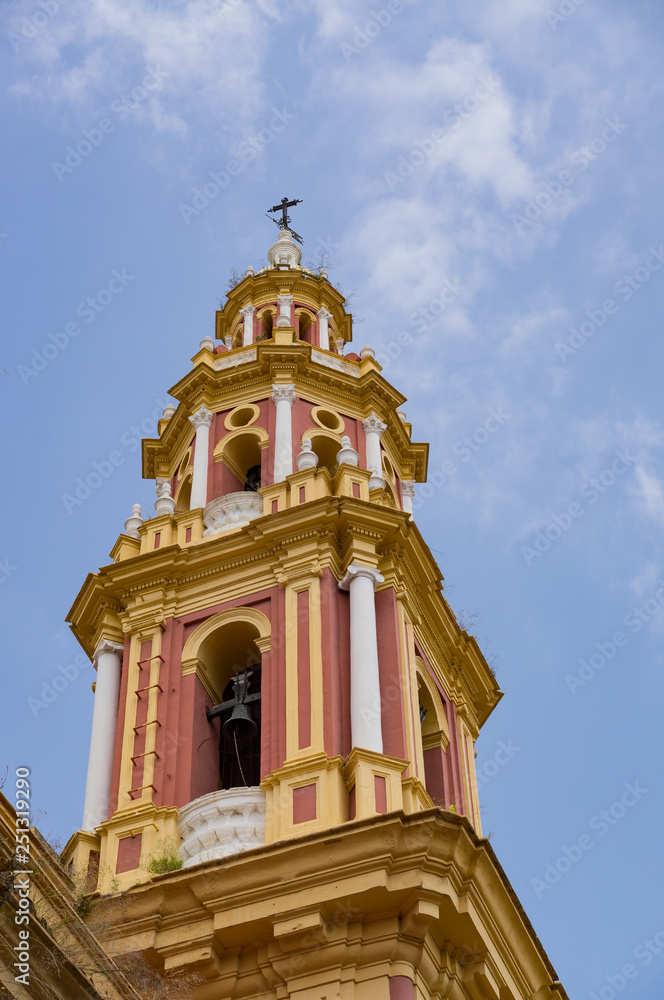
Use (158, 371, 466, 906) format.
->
(6, 0, 274, 136)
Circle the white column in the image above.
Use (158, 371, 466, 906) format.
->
(362, 414, 387, 490)
(82, 640, 124, 831)
(188, 405, 213, 509)
(401, 480, 415, 516)
(241, 304, 255, 346)
(276, 294, 293, 328)
(318, 307, 332, 350)
(271, 384, 296, 482)
(339, 565, 385, 753)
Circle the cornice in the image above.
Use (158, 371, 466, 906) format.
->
(143, 347, 427, 482)
(67, 495, 499, 722)
(89, 810, 567, 999)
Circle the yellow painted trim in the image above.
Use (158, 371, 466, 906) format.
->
(458, 718, 482, 835)
(301, 426, 343, 448)
(284, 583, 302, 759)
(399, 609, 423, 781)
(174, 468, 192, 509)
(181, 607, 272, 679)
(415, 656, 450, 748)
(223, 402, 260, 431)
(140, 632, 163, 806)
(310, 405, 345, 434)
(283, 576, 325, 761)
(308, 576, 324, 756)
(117, 633, 141, 811)
(178, 447, 192, 477)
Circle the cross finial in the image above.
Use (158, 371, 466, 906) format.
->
(266, 196, 304, 244)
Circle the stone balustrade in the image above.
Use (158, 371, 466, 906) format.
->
(203, 491, 264, 535)
(178, 787, 266, 867)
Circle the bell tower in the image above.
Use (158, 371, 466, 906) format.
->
(64, 214, 568, 1000)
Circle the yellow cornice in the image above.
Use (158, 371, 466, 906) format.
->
(66, 497, 500, 726)
(93, 810, 568, 1000)
(143, 345, 427, 482)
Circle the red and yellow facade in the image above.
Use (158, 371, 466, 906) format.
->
(63, 229, 567, 999)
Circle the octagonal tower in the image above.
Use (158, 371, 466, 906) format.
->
(63, 226, 567, 1000)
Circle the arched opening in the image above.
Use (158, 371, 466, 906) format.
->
(256, 307, 275, 340)
(213, 428, 267, 496)
(382, 455, 400, 509)
(198, 620, 262, 789)
(175, 472, 192, 512)
(231, 322, 243, 349)
(304, 430, 342, 476)
(416, 665, 450, 807)
(328, 321, 338, 351)
(295, 308, 315, 344)
(182, 611, 271, 794)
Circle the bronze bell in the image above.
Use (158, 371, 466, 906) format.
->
(223, 702, 257, 742)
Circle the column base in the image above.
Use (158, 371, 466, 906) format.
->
(344, 748, 409, 821)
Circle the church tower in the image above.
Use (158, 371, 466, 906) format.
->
(64, 213, 568, 1000)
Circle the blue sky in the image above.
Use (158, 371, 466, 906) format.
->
(1, 0, 663, 995)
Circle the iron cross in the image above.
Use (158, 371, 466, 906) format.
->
(266, 196, 304, 244)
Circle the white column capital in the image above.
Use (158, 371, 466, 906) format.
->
(156, 478, 171, 499)
(362, 413, 387, 436)
(189, 404, 213, 430)
(401, 479, 415, 517)
(93, 639, 124, 667)
(339, 563, 384, 592)
(272, 384, 296, 406)
(240, 303, 255, 318)
(318, 307, 332, 320)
